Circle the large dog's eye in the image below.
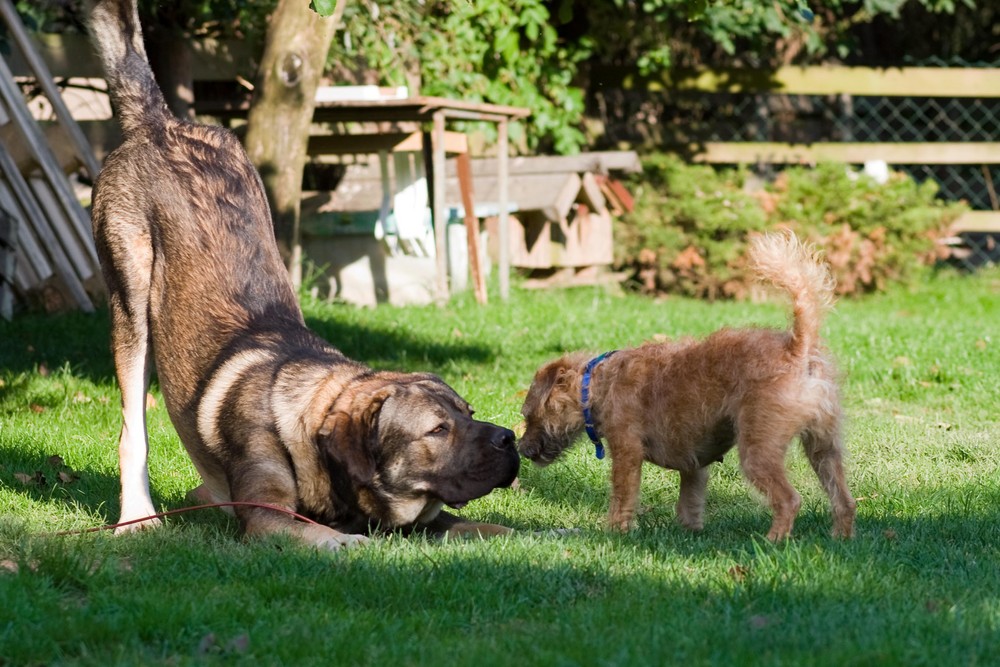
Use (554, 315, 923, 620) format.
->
(428, 423, 449, 436)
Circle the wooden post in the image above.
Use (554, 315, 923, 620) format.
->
(498, 118, 510, 300)
(432, 110, 448, 303)
(455, 151, 486, 304)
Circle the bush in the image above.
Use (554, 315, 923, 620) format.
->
(616, 155, 966, 299)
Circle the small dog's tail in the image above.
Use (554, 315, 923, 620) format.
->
(748, 231, 835, 360)
(87, 0, 170, 136)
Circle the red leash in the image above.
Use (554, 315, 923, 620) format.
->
(53, 501, 324, 536)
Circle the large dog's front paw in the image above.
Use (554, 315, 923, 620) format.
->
(300, 524, 370, 550)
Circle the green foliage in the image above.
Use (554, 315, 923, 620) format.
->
(332, 0, 591, 154)
(309, 0, 339, 18)
(618, 155, 966, 298)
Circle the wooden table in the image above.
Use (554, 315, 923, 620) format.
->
(197, 90, 530, 302)
(306, 97, 530, 303)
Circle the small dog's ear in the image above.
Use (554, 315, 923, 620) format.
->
(526, 360, 571, 411)
(317, 387, 395, 487)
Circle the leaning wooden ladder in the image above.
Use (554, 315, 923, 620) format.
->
(0, 0, 102, 312)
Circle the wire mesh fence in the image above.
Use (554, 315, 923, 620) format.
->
(593, 59, 1000, 269)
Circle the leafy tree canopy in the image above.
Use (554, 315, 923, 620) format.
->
(15, 0, 987, 153)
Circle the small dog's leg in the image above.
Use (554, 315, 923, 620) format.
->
(607, 436, 644, 531)
(676, 466, 709, 531)
(802, 423, 856, 539)
(738, 431, 801, 541)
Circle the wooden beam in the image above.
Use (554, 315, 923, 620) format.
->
(307, 130, 468, 157)
(950, 211, 1000, 233)
(455, 151, 487, 304)
(656, 66, 1000, 98)
(445, 151, 642, 178)
(431, 112, 448, 304)
(0, 0, 102, 179)
(498, 119, 510, 300)
(687, 142, 1000, 165)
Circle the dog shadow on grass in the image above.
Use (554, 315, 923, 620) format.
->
(0, 307, 495, 386)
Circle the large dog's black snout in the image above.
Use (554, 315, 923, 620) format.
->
(490, 427, 516, 451)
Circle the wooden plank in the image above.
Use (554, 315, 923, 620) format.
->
(455, 152, 487, 305)
(495, 117, 509, 298)
(439, 172, 579, 218)
(0, 54, 100, 277)
(616, 66, 1000, 98)
(308, 130, 468, 157)
(950, 211, 1000, 233)
(0, 0, 102, 179)
(6, 32, 256, 81)
(29, 177, 95, 279)
(0, 180, 50, 282)
(0, 122, 81, 174)
(0, 142, 90, 309)
(0, 208, 13, 319)
(688, 142, 1000, 165)
(445, 151, 642, 178)
(578, 172, 609, 216)
(431, 112, 448, 303)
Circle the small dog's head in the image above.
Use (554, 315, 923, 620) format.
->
(517, 354, 589, 466)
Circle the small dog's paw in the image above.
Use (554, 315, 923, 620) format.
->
(608, 517, 635, 533)
(676, 517, 704, 532)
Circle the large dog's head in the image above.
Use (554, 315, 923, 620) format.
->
(517, 353, 589, 466)
(318, 373, 519, 529)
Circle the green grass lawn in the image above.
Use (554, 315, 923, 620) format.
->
(1, 268, 998, 666)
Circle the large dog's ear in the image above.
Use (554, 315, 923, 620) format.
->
(317, 386, 396, 487)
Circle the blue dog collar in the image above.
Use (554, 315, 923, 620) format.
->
(581, 351, 617, 459)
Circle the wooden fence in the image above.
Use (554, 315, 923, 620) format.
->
(651, 65, 1000, 232)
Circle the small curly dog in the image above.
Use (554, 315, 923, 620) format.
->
(518, 232, 856, 540)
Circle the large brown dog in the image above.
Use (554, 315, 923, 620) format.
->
(87, 0, 519, 549)
(518, 232, 856, 540)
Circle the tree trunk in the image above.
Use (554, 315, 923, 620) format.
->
(243, 0, 340, 288)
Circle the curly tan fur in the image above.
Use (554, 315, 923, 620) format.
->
(518, 232, 856, 540)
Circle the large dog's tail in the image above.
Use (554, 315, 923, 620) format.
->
(748, 231, 835, 360)
(87, 0, 170, 136)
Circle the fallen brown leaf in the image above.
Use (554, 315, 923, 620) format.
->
(37, 363, 49, 377)
(29, 404, 45, 414)
(47, 454, 64, 467)
(728, 564, 750, 583)
(58, 471, 79, 485)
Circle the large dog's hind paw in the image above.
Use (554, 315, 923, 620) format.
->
(113, 513, 162, 535)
